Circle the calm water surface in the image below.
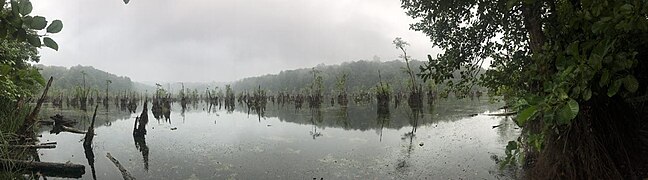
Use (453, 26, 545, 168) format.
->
(38, 99, 520, 179)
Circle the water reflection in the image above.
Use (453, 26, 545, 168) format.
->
(83, 145, 97, 180)
(133, 135, 150, 171)
(37, 98, 518, 179)
(309, 109, 324, 140)
(377, 105, 390, 142)
(336, 106, 349, 128)
(396, 106, 422, 175)
(134, 100, 150, 171)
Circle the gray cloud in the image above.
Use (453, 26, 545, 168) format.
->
(32, 0, 439, 82)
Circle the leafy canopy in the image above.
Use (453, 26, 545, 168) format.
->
(402, 0, 647, 127)
(401, 0, 648, 163)
(1, 0, 63, 100)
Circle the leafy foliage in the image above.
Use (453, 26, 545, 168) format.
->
(0, 0, 63, 101)
(0, 0, 63, 51)
(0, 39, 43, 100)
(401, 0, 648, 171)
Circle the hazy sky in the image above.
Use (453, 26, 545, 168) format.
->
(32, 0, 438, 82)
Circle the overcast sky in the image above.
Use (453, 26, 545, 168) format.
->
(32, 0, 438, 83)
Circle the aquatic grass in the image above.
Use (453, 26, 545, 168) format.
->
(0, 98, 38, 179)
(0, 99, 30, 134)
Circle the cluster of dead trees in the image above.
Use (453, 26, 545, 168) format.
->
(46, 90, 142, 113)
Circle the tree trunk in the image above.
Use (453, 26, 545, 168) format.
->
(18, 77, 53, 136)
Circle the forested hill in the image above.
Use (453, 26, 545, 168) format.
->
(37, 65, 139, 94)
(232, 60, 443, 93)
(35, 60, 480, 95)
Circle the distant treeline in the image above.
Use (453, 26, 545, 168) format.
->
(232, 60, 475, 93)
(35, 60, 483, 96)
(37, 65, 136, 94)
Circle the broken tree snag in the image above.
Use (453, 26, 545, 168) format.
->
(0, 158, 85, 178)
(84, 105, 99, 147)
(106, 153, 135, 180)
(18, 77, 54, 136)
(134, 100, 148, 137)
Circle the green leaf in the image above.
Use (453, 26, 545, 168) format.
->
(623, 75, 639, 93)
(599, 70, 610, 87)
(568, 99, 579, 115)
(506, 141, 518, 151)
(592, 21, 604, 33)
(11, 0, 20, 15)
(516, 105, 537, 126)
(582, 89, 592, 101)
(567, 41, 579, 56)
(0, 25, 7, 38)
(558, 89, 569, 100)
(30, 16, 47, 30)
(46, 20, 63, 33)
(19, 0, 33, 15)
(557, 99, 579, 124)
(589, 54, 602, 70)
(524, 94, 543, 105)
(619, 4, 633, 14)
(607, 79, 622, 97)
(14, 28, 27, 41)
(22, 16, 33, 25)
(43, 37, 58, 51)
(26, 34, 40, 47)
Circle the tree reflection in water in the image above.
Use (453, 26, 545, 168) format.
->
(309, 109, 324, 140)
(396, 106, 423, 174)
(134, 100, 150, 171)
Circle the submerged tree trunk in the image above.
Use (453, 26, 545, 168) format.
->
(106, 153, 136, 180)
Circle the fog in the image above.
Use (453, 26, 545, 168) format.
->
(32, 0, 438, 82)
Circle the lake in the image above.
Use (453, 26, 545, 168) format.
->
(37, 98, 520, 179)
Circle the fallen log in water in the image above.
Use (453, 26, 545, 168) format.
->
(0, 159, 85, 178)
(1, 144, 56, 149)
(39, 141, 57, 145)
(50, 125, 87, 134)
(485, 111, 517, 116)
(106, 153, 136, 180)
(62, 126, 87, 134)
(49, 114, 78, 127)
